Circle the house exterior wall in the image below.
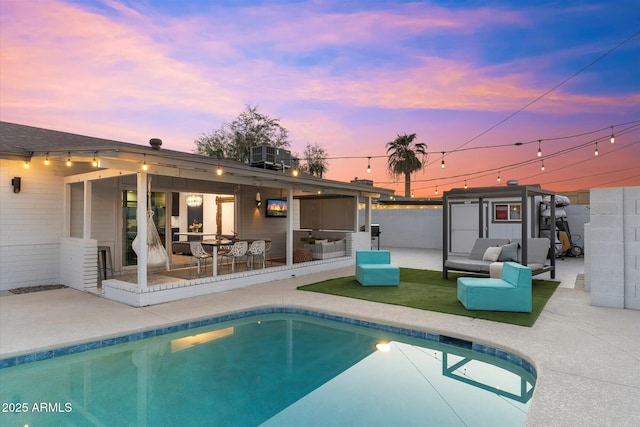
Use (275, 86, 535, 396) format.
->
(92, 178, 120, 270)
(236, 187, 289, 259)
(0, 159, 65, 290)
(585, 186, 640, 309)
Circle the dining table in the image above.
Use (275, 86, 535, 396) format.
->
(174, 232, 218, 239)
(201, 239, 234, 276)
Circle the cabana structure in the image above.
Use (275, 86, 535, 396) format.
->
(442, 184, 557, 279)
(0, 121, 393, 306)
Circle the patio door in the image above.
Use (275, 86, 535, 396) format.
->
(122, 190, 167, 267)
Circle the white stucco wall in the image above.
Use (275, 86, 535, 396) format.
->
(585, 186, 640, 309)
(360, 207, 443, 249)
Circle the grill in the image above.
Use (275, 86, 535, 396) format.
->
(371, 224, 381, 250)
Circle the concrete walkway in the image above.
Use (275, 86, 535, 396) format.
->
(1, 248, 638, 426)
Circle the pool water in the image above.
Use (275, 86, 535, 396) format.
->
(0, 311, 535, 426)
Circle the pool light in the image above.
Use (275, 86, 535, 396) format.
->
(375, 342, 391, 352)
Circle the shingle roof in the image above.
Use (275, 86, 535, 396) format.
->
(0, 121, 394, 196)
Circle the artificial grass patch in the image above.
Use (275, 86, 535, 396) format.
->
(297, 268, 560, 327)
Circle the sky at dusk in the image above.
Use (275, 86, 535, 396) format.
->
(1, 0, 639, 197)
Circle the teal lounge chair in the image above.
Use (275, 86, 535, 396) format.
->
(457, 262, 532, 312)
(355, 250, 400, 286)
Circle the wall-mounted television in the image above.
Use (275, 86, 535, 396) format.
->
(266, 199, 287, 217)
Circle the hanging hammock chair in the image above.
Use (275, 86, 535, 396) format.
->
(131, 177, 168, 267)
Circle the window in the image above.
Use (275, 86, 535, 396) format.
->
(493, 203, 521, 222)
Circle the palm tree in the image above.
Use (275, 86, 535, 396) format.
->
(386, 133, 427, 198)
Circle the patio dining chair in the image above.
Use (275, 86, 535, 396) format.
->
(219, 241, 248, 273)
(247, 240, 266, 269)
(189, 241, 211, 278)
(264, 240, 272, 266)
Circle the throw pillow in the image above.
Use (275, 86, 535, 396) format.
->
(498, 242, 519, 262)
(482, 246, 502, 262)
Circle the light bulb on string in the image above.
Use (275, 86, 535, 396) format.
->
(92, 152, 98, 167)
(441, 152, 445, 169)
(366, 157, 371, 173)
(464, 180, 468, 189)
(541, 160, 545, 171)
(435, 186, 438, 195)
(610, 126, 615, 144)
(497, 172, 501, 182)
(142, 154, 148, 171)
(66, 152, 72, 167)
(537, 140, 542, 157)
(44, 152, 50, 166)
(594, 142, 599, 156)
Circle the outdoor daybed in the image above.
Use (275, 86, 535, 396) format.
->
(444, 238, 552, 278)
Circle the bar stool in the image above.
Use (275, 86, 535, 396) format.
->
(97, 246, 114, 287)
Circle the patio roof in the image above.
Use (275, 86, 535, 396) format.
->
(0, 121, 394, 198)
(444, 183, 555, 199)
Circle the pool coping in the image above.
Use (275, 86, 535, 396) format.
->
(0, 306, 537, 381)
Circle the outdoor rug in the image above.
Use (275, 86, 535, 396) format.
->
(298, 268, 560, 327)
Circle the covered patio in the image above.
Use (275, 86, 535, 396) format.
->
(0, 122, 393, 306)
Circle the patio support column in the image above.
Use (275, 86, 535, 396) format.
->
(478, 196, 484, 238)
(165, 190, 172, 271)
(83, 180, 92, 239)
(550, 194, 556, 279)
(137, 172, 148, 290)
(364, 196, 372, 232)
(285, 186, 294, 266)
(442, 193, 449, 279)
(63, 182, 71, 237)
(353, 194, 360, 232)
(521, 187, 528, 265)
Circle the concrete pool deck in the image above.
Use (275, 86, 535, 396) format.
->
(1, 248, 638, 426)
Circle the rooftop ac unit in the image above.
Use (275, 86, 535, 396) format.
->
(250, 145, 297, 170)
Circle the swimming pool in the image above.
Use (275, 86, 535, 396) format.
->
(0, 308, 535, 426)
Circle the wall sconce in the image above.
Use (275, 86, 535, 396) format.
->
(256, 192, 262, 207)
(11, 177, 21, 193)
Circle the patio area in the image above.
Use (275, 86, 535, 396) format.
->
(1, 248, 638, 426)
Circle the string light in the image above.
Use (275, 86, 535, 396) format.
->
(216, 165, 223, 176)
(92, 152, 98, 167)
(367, 156, 371, 173)
(66, 152, 72, 167)
(44, 152, 50, 166)
(537, 140, 542, 157)
(292, 167, 299, 177)
(541, 160, 545, 171)
(594, 142, 599, 156)
(610, 126, 615, 144)
(142, 154, 148, 171)
(497, 172, 501, 182)
(435, 186, 438, 195)
(464, 180, 467, 189)
(441, 152, 445, 168)
(23, 158, 30, 169)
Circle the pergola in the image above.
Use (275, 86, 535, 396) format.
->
(442, 184, 557, 279)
